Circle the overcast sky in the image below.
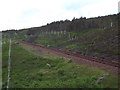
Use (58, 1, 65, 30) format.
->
(0, 0, 119, 31)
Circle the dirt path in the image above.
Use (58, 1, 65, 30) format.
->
(19, 41, 119, 75)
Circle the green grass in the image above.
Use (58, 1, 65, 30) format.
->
(62, 28, 118, 59)
(2, 39, 10, 87)
(62, 28, 106, 52)
(64, 44, 78, 50)
(2, 39, 118, 88)
(35, 34, 68, 47)
(68, 28, 104, 38)
(20, 42, 60, 59)
(35, 28, 103, 48)
(2, 26, 119, 60)
(0, 35, 2, 87)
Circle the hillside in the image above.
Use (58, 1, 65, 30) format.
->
(2, 13, 119, 60)
(2, 39, 118, 88)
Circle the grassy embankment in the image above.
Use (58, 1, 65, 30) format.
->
(33, 27, 118, 59)
(0, 33, 2, 87)
(2, 39, 118, 88)
(3, 27, 118, 60)
(64, 28, 118, 60)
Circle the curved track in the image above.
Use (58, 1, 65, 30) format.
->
(19, 41, 119, 68)
(51, 48, 119, 68)
(18, 40, 119, 74)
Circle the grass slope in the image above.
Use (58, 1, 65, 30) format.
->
(2, 26, 118, 60)
(2, 40, 118, 88)
(63, 27, 118, 60)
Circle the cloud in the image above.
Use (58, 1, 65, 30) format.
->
(63, 0, 97, 11)
(0, 0, 119, 31)
(119, 1, 120, 13)
(64, 0, 119, 17)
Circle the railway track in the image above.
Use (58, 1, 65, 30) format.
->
(19, 40, 120, 68)
(50, 48, 119, 68)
